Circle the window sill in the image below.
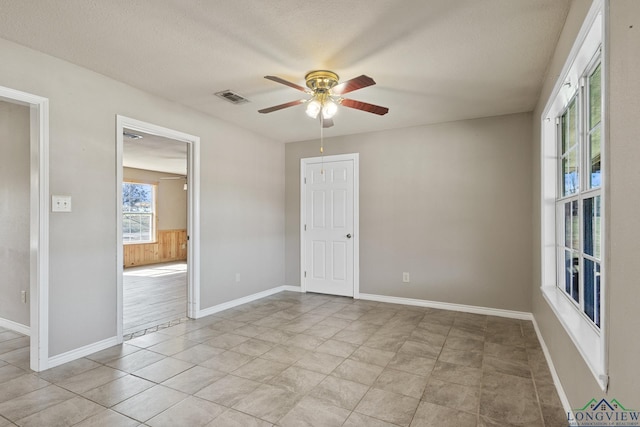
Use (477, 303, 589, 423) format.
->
(123, 241, 157, 246)
(541, 285, 607, 391)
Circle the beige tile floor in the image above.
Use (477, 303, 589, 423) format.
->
(0, 292, 567, 426)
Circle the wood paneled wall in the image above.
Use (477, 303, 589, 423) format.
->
(123, 229, 187, 267)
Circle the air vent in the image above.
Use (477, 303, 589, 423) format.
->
(215, 90, 250, 105)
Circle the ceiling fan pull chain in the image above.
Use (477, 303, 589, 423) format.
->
(320, 114, 324, 174)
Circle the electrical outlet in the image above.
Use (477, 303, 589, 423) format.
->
(235, 273, 241, 283)
(21, 290, 27, 304)
(51, 195, 72, 212)
(402, 272, 410, 283)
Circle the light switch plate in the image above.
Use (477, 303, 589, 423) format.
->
(52, 195, 72, 212)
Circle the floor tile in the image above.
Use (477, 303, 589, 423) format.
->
(232, 383, 299, 423)
(332, 359, 384, 386)
(172, 343, 225, 364)
(355, 388, 420, 427)
(205, 408, 272, 427)
(444, 335, 484, 351)
(349, 346, 395, 367)
(421, 377, 479, 413)
(278, 395, 350, 427)
(483, 341, 528, 363)
(195, 374, 261, 407)
(147, 337, 199, 356)
(111, 384, 187, 422)
(85, 344, 141, 364)
(146, 396, 224, 427)
(541, 403, 567, 427)
(437, 347, 483, 368)
(161, 365, 225, 394)
(232, 357, 288, 382)
(0, 347, 30, 371)
(303, 324, 343, 339)
(373, 368, 428, 398)
(204, 333, 250, 350)
(126, 333, 173, 349)
(343, 411, 398, 427)
(105, 349, 165, 373)
(182, 327, 224, 343)
(410, 400, 476, 427)
(132, 357, 193, 383)
(448, 326, 485, 341)
(431, 361, 482, 387)
(294, 351, 344, 375)
(269, 366, 325, 394)
(72, 409, 140, 427)
(16, 395, 104, 427)
(483, 355, 531, 379)
(387, 352, 436, 377)
(398, 340, 442, 359)
(197, 350, 253, 373)
(479, 371, 541, 425)
(261, 345, 310, 365)
(0, 374, 50, 404)
(0, 365, 28, 385)
(82, 374, 155, 407)
(38, 358, 101, 383)
(231, 338, 274, 357)
(0, 384, 74, 422)
(286, 333, 326, 350)
(309, 375, 369, 410)
(57, 366, 127, 394)
(315, 339, 359, 358)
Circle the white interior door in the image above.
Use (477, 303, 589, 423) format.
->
(302, 155, 358, 297)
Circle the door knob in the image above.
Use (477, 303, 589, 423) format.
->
(346, 234, 352, 239)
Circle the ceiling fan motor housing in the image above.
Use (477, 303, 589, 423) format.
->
(305, 70, 339, 93)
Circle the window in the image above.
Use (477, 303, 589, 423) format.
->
(122, 182, 156, 243)
(540, 1, 606, 391)
(557, 59, 602, 328)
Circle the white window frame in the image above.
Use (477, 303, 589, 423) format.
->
(540, 0, 608, 391)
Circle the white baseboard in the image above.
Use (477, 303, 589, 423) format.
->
(0, 317, 30, 336)
(47, 336, 119, 370)
(358, 293, 533, 320)
(531, 317, 572, 417)
(196, 285, 299, 319)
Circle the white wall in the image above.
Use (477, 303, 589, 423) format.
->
(0, 38, 285, 357)
(532, 0, 640, 405)
(286, 113, 533, 312)
(0, 101, 30, 327)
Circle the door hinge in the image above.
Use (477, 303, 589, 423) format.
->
(304, 177, 307, 184)
(304, 271, 307, 278)
(187, 235, 190, 241)
(304, 224, 307, 231)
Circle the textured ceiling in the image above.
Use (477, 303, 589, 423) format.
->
(123, 129, 187, 175)
(0, 0, 571, 143)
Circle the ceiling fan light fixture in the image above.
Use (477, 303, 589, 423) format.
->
(306, 99, 321, 119)
(322, 99, 338, 119)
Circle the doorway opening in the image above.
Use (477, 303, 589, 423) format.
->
(0, 86, 49, 372)
(116, 116, 200, 342)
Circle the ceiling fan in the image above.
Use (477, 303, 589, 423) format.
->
(258, 70, 389, 128)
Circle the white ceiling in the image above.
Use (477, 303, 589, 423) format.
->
(0, 0, 571, 143)
(123, 129, 187, 175)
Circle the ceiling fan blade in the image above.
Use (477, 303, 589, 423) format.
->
(264, 75, 308, 92)
(258, 99, 306, 114)
(332, 75, 376, 95)
(341, 98, 389, 115)
(322, 117, 334, 128)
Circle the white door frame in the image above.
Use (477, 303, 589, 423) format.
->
(300, 153, 360, 298)
(116, 116, 200, 341)
(0, 85, 50, 371)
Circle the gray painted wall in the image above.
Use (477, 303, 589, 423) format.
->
(123, 167, 187, 231)
(0, 38, 284, 357)
(0, 101, 30, 327)
(286, 113, 533, 312)
(532, 0, 640, 405)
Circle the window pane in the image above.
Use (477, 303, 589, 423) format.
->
(565, 250, 579, 303)
(589, 127, 601, 188)
(564, 200, 579, 251)
(562, 148, 579, 196)
(569, 99, 577, 148)
(584, 196, 601, 258)
(123, 183, 153, 213)
(584, 259, 601, 326)
(123, 213, 152, 242)
(589, 63, 602, 129)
